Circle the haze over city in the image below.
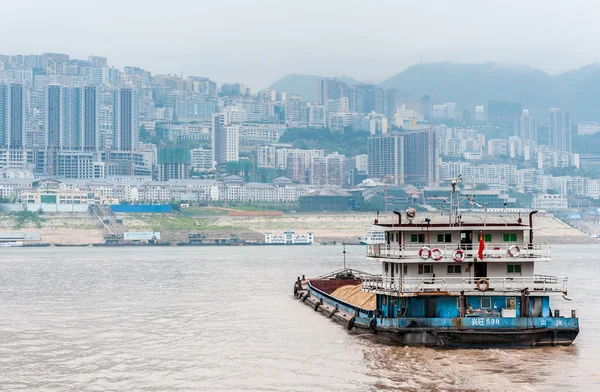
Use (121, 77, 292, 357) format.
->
(2, 0, 599, 87)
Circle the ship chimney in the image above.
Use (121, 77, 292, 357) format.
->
(393, 211, 402, 226)
(528, 210, 538, 248)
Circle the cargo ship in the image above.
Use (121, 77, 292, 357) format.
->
(295, 181, 579, 347)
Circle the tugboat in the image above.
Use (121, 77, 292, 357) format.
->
(294, 180, 579, 347)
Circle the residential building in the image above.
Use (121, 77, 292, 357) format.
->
(475, 106, 485, 121)
(548, 108, 571, 152)
(157, 147, 191, 181)
(355, 154, 368, 173)
(0, 82, 25, 149)
(114, 88, 138, 151)
(212, 112, 239, 168)
(317, 78, 348, 105)
(514, 109, 537, 143)
(257, 146, 276, 168)
(532, 193, 568, 211)
(577, 121, 600, 135)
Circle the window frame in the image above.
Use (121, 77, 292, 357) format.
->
(506, 297, 517, 309)
(447, 264, 462, 274)
(503, 233, 517, 242)
(418, 264, 433, 274)
(480, 297, 491, 309)
(437, 233, 452, 243)
(507, 264, 522, 274)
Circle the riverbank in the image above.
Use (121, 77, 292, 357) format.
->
(0, 210, 596, 245)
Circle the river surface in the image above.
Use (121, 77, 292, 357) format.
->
(0, 245, 598, 391)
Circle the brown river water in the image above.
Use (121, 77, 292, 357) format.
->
(0, 245, 598, 391)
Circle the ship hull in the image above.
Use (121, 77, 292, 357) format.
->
(296, 278, 579, 348)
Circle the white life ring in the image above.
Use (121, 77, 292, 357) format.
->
(493, 246, 501, 259)
(419, 246, 431, 259)
(431, 248, 443, 261)
(453, 249, 465, 262)
(508, 245, 521, 257)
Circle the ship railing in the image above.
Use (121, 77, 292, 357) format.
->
(361, 275, 567, 294)
(367, 243, 551, 261)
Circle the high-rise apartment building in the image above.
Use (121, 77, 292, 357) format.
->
(45, 85, 98, 151)
(368, 129, 437, 186)
(317, 78, 348, 105)
(82, 86, 98, 151)
(0, 83, 25, 149)
(46, 84, 62, 149)
(211, 112, 239, 169)
(114, 88, 137, 151)
(514, 109, 537, 143)
(88, 56, 107, 68)
(548, 108, 571, 152)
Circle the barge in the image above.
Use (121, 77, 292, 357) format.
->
(295, 182, 579, 348)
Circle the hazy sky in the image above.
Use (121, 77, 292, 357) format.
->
(1, 0, 598, 88)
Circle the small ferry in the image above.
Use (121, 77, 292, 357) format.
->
(358, 230, 385, 245)
(295, 182, 578, 348)
(265, 230, 314, 245)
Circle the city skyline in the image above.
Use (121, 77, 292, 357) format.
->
(2, 0, 600, 88)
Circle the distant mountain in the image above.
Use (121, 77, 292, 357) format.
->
(269, 63, 600, 121)
(380, 62, 600, 121)
(267, 74, 361, 102)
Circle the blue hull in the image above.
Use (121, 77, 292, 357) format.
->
(300, 279, 579, 348)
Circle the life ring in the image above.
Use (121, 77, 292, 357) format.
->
(431, 248, 443, 261)
(477, 278, 490, 291)
(508, 245, 521, 257)
(347, 316, 355, 330)
(419, 246, 431, 260)
(493, 246, 501, 259)
(453, 249, 465, 262)
(369, 317, 377, 334)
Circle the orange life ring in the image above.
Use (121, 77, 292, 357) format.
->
(477, 278, 490, 291)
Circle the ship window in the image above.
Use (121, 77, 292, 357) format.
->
(506, 297, 517, 309)
(481, 297, 491, 308)
(411, 234, 425, 243)
(503, 233, 517, 242)
(507, 264, 522, 274)
(447, 265, 461, 274)
(403, 264, 408, 275)
(418, 264, 433, 274)
(437, 233, 452, 243)
(384, 263, 389, 273)
(484, 234, 492, 242)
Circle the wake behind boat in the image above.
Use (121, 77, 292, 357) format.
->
(294, 181, 579, 348)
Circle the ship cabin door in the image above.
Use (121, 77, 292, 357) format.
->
(474, 261, 487, 278)
(459, 231, 472, 250)
(425, 297, 437, 318)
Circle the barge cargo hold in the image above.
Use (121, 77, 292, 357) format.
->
(294, 182, 579, 348)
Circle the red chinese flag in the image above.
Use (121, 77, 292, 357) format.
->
(478, 232, 485, 260)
